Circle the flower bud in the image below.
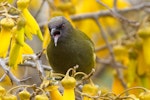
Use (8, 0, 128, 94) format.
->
(61, 76, 76, 89)
(0, 18, 14, 29)
(17, 0, 30, 10)
(19, 90, 30, 100)
(35, 95, 49, 100)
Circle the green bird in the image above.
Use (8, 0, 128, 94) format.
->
(47, 16, 95, 75)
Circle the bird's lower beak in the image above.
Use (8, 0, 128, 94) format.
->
(51, 28, 61, 46)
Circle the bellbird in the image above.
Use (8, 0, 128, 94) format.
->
(47, 16, 95, 74)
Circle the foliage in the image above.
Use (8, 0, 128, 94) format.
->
(1, 67, 150, 100)
(0, 0, 150, 100)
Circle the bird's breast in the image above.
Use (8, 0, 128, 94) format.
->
(47, 37, 94, 74)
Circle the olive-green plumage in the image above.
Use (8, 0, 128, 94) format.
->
(47, 16, 95, 74)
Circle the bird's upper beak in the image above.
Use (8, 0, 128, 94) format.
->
(51, 28, 61, 46)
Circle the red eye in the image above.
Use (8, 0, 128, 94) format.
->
(61, 23, 65, 28)
(57, 23, 65, 29)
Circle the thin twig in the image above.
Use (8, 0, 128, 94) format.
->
(93, 15, 127, 89)
(95, 32, 136, 52)
(96, 0, 138, 26)
(94, 17, 115, 61)
(0, 59, 20, 85)
(116, 68, 127, 90)
(34, 0, 46, 19)
(0, 2, 20, 18)
(20, 77, 32, 82)
(23, 54, 46, 78)
(42, 65, 52, 71)
(38, 2, 150, 26)
(19, 61, 52, 71)
(113, 0, 118, 10)
(70, 2, 150, 21)
(36, 59, 46, 78)
(46, 0, 57, 10)
(115, 86, 148, 99)
(76, 90, 101, 99)
(0, 73, 6, 82)
(119, 96, 135, 100)
(0, 52, 51, 85)
(96, 57, 111, 65)
(0, 59, 36, 84)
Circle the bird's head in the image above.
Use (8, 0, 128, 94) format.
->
(48, 16, 73, 46)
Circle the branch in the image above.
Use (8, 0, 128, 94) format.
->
(0, 51, 51, 85)
(22, 54, 46, 78)
(92, 6, 128, 89)
(0, 59, 20, 85)
(19, 61, 52, 71)
(0, 73, 6, 82)
(34, 0, 46, 19)
(95, 31, 136, 52)
(96, 0, 138, 26)
(70, 2, 150, 21)
(93, 16, 116, 63)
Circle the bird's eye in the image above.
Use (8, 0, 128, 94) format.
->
(61, 23, 65, 28)
(58, 23, 65, 29)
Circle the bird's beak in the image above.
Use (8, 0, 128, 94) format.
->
(51, 28, 61, 47)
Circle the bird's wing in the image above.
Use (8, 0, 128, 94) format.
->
(76, 29, 95, 50)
